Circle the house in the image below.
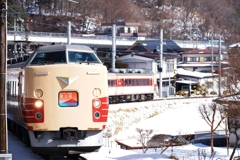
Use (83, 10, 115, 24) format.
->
(176, 68, 219, 96)
(115, 135, 187, 150)
(178, 47, 228, 73)
(97, 20, 147, 37)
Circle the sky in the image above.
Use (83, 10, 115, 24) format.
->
(7, 97, 240, 160)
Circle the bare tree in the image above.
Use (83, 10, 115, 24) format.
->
(96, 0, 137, 23)
(198, 102, 226, 153)
(136, 128, 153, 153)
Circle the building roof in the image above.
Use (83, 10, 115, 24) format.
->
(176, 68, 218, 78)
(114, 135, 188, 150)
(125, 22, 141, 26)
(177, 63, 219, 67)
(101, 22, 141, 27)
(130, 52, 179, 60)
(127, 40, 182, 53)
(146, 134, 170, 147)
(181, 49, 219, 54)
(181, 47, 228, 54)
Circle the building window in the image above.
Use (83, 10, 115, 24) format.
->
(166, 62, 174, 72)
(204, 57, 216, 61)
(188, 57, 199, 62)
(205, 81, 213, 88)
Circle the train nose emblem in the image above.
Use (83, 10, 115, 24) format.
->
(93, 88, 101, 97)
(57, 76, 79, 85)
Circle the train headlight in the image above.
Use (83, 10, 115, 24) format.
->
(93, 99, 101, 108)
(34, 89, 43, 98)
(34, 100, 43, 108)
(94, 111, 100, 119)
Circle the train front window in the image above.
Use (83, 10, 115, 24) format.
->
(30, 51, 66, 65)
(68, 51, 100, 63)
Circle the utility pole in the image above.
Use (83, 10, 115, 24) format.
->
(25, 18, 30, 54)
(0, 0, 12, 159)
(211, 29, 214, 73)
(13, 17, 17, 57)
(111, 24, 116, 69)
(158, 29, 163, 98)
(67, 21, 71, 45)
(218, 36, 221, 97)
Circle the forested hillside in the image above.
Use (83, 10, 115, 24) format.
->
(8, 0, 240, 45)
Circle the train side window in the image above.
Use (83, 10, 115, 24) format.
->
(112, 80, 116, 86)
(108, 80, 116, 86)
(125, 79, 128, 86)
(129, 79, 133, 86)
(140, 79, 143, 85)
(146, 79, 149, 85)
(108, 80, 114, 87)
(143, 79, 147, 85)
(135, 79, 138, 86)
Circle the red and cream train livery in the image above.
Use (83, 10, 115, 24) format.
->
(108, 68, 157, 103)
(7, 44, 109, 155)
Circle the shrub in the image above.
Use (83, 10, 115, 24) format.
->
(210, 91, 217, 95)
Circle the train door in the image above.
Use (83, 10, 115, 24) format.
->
(18, 71, 25, 123)
(116, 78, 124, 95)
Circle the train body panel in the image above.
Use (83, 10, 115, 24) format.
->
(7, 44, 109, 155)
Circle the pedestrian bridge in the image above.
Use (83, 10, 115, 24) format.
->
(7, 31, 214, 50)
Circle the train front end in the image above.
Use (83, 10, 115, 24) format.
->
(20, 45, 109, 154)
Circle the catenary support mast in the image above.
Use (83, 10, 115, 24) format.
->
(159, 29, 163, 98)
(112, 24, 116, 69)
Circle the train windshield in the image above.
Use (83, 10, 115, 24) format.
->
(30, 51, 67, 65)
(68, 51, 101, 63)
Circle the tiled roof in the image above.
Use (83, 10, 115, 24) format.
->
(133, 52, 179, 60)
(127, 40, 182, 53)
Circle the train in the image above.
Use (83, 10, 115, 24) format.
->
(7, 44, 109, 156)
(107, 68, 157, 103)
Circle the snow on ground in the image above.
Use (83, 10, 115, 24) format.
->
(106, 97, 220, 142)
(82, 143, 234, 160)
